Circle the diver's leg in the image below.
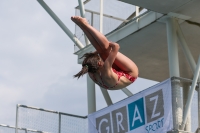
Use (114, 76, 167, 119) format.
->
(71, 16, 110, 58)
(71, 17, 102, 54)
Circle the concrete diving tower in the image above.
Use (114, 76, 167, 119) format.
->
(74, 0, 200, 132)
(36, 0, 200, 132)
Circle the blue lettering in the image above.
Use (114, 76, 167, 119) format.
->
(152, 123, 157, 131)
(145, 118, 164, 133)
(145, 126, 149, 133)
(157, 120, 161, 128)
(128, 98, 145, 130)
(149, 125, 152, 131)
(161, 118, 164, 127)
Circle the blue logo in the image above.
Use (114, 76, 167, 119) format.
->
(95, 89, 165, 133)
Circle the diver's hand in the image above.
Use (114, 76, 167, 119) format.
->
(109, 42, 120, 51)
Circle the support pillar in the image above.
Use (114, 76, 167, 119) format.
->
(91, 12, 94, 27)
(121, 88, 133, 97)
(171, 79, 182, 130)
(78, 0, 90, 45)
(100, 87, 113, 106)
(166, 17, 182, 130)
(176, 22, 196, 73)
(58, 113, 61, 133)
(136, 6, 139, 17)
(198, 83, 200, 133)
(87, 74, 96, 114)
(181, 55, 200, 130)
(99, 0, 104, 33)
(15, 104, 19, 133)
(182, 83, 191, 131)
(166, 17, 180, 77)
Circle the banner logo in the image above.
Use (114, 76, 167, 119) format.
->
(96, 89, 164, 133)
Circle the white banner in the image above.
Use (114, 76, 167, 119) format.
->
(88, 79, 173, 133)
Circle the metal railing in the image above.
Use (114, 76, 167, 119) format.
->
(74, 0, 148, 52)
(0, 124, 48, 133)
(15, 105, 87, 133)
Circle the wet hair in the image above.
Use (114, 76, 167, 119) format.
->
(74, 52, 101, 79)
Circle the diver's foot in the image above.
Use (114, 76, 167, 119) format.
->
(71, 16, 88, 26)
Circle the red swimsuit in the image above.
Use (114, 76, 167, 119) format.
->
(93, 68, 137, 89)
(112, 68, 136, 82)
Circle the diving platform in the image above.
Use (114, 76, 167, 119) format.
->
(75, 0, 200, 82)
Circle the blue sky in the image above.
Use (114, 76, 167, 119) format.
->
(0, 0, 158, 126)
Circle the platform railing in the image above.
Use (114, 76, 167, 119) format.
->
(15, 105, 87, 133)
(0, 124, 48, 133)
(74, 0, 148, 52)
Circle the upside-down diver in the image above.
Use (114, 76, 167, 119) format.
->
(72, 16, 138, 90)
